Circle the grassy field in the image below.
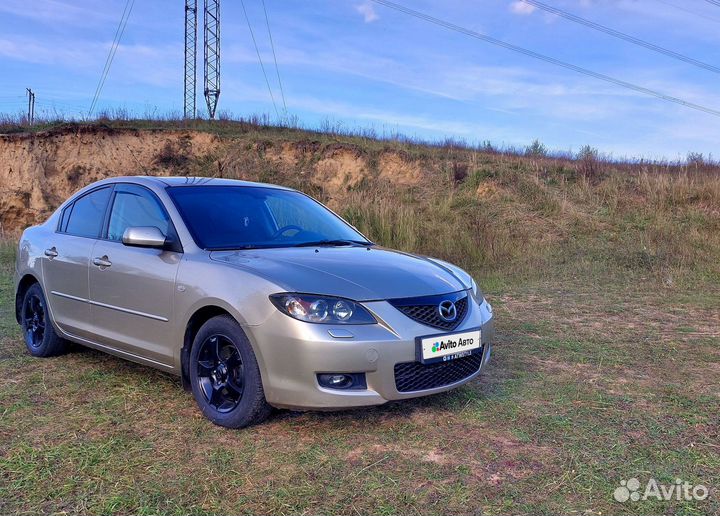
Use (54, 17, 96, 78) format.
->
(1, 246, 718, 514)
(1, 121, 719, 514)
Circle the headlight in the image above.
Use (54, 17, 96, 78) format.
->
(470, 278, 484, 304)
(269, 294, 376, 324)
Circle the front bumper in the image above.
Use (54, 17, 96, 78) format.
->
(248, 295, 495, 410)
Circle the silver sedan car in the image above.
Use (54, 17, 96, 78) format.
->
(14, 177, 494, 428)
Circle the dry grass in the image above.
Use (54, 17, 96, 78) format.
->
(0, 120, 719, 514)
(1, 264, 718, 514)
(2, 120, 720, 288)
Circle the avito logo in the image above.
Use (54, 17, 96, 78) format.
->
(431, 337, 475, 353)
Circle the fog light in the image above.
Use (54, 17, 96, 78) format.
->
(318, 373, 352, 389)
(317, 373, 367, 390)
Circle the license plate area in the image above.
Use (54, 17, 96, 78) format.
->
(415, 328, 481, 365)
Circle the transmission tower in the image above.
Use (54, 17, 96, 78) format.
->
(203, 0, 220, 119)
(184, 0, 197, 119)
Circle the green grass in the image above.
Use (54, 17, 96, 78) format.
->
(1, 121, 719, 513)
(0, 247, 718, 515)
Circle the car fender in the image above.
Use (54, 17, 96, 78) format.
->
(172, 256, 281, 370)
(14, 228, 50, 323)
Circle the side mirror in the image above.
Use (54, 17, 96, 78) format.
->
(122, 226, 168, 249)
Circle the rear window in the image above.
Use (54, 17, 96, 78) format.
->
(63, 187, 112, 238)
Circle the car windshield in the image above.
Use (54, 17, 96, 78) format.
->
(167, 185, 371, 250)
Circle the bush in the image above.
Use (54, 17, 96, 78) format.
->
(525, 139, 548, 157)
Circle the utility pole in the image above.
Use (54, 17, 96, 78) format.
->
(203, 0, 220, 119)
(26, 88, 35, 125)
(184, 0, 197, 119)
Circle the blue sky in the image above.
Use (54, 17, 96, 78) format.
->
(0, 0, 719, 159)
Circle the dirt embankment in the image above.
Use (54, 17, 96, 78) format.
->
(0, 126, 220, 231)
(0, 125, 428, 232)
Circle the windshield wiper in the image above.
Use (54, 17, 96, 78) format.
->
(207, 244, 273, 251)
(292, 239, 373, 248)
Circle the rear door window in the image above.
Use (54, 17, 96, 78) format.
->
(63, 187, 112, 238)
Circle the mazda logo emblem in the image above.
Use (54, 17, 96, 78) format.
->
(438, 300, 457, 322)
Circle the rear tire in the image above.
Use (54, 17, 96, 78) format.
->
(189, 315, 271, 428)
(21, 283, 67, 357)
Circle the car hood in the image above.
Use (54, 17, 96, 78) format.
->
(209, 246, 469, 301)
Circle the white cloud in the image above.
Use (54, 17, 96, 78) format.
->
(0, 0, 113, 25)
(0, 36, 180, 90)
(509, 1, 536, 15)
(355, 2, 379, 23)
(0, 37, 94, 66)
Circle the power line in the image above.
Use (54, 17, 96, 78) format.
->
(705, 0, 720, 7)
(522, 0, 720, 75)
(656, 0, 720, 24)
(89, 0, 131, 116)
(261, 0, 287, 115)
(89, 0, 135, 116)
(240, 0, 279, 118)
(89, 0, 134, 116)
(368, 0, 720, 118)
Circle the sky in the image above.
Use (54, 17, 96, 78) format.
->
(0, 0, 719, 160)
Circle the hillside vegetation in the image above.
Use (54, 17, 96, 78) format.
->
(1, 120, 718, 288)
(0, 120, 719, 514)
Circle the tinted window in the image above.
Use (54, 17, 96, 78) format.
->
(64, 187, 112, 238)
(168, 186, 368, 250)
(108, 185, 171, 241)
(265, 196, 342, 236)
(58, 206, 70, 232)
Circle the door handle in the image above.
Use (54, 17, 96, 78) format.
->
(44, 247, 58, 258)
(92, 256, 112, 268)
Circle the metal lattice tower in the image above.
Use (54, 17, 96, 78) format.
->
(184, 0, 197, 119)
(203, 0, 220, 119)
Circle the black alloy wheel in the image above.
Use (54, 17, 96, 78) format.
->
(196, 334, 245, 413)
(20, 283, 67, 357)
(23, 291, 46, 349)
(189, 314, 271, 428)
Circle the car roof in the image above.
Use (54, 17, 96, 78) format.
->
(94, 176, 295, 191)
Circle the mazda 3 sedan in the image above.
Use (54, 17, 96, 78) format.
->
(14, 177, 494, 428)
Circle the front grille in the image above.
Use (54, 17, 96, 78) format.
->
(390, 294, 468, 331)
(394, 352, 483, 393)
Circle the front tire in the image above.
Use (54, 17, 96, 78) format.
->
(189, 315, 271, 428)
(21, 283, 67, 357)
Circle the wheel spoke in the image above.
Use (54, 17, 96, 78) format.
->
(23, 301, 33, 323)
(225, 348, 244, 392)
(199, 377, 214, 401)
(212, 336, 221, 361)
(209, 386, 222, 407)
(226, 376, 244, 395)
(197, 359, 215, 377)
